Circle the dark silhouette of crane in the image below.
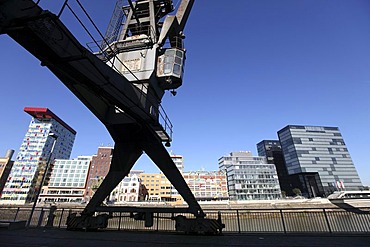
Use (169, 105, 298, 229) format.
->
(0, 0, 223, 234)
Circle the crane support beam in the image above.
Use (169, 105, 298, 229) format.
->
(0, 0, 206, 223)
(157, 0, 194, 47)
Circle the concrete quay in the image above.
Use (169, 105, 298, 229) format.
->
(0, 228, 369, 247)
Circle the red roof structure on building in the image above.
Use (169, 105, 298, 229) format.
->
(24, 107, 77, 135)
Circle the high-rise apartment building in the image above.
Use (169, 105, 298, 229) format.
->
(218, 151, 281, 200)
(0, 150, 15, 196)
(278, 125, 363, 197)
(0, 107, 76, 204)
(40, 156, 92, 203)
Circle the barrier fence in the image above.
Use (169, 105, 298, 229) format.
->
(0, 206, 369, 234)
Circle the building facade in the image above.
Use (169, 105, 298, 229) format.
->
(85, 146, 113, 202)
(278, 125, 363, 197)
(40, 156, 92, 203)
(0, 150, 15, 196)
(257, 140, 294, 196)
(183, 170, 228, 201)
(109, 174, 148, 203)
(219, 151, 281, 200)
(0, 107, 76, 204)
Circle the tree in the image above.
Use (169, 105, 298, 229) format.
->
(292, 188, 302, 196)
(281, 191, 287, 198)
(91, 176, 104, 194)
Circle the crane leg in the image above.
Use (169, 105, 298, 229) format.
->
(142, 141, 205, 217)
(67, 141, 142, 230)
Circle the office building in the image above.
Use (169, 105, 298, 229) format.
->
(257, 140, 294, 195)
(0, 107, 76, 204)
(218, 151, 281, 200)
(0, 150, 15, 196)
(278, 125, 363, 197)
(40, 156, 92, 203)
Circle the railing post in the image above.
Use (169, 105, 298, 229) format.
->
(279, 209, 287, 234)
(13, 207, 20, 221)
(236, 209, 241, 234)
(156, 212, 159, 231)
(58, 208, 64, 228)
(323, 208, 332, 234)
(118, 212, 122, 230)
(37, 208, 45, 227)
(58, 0, 69, 18)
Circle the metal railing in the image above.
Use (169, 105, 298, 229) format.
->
(1, 206, 369, 234)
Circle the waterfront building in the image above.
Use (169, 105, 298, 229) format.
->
(171, 153, 184, 173)
(139, 153, 185, 204)
(39, 156, 92, 203)
(109, 173, 148, 203)
(0, 150, 15, 196)
(0, 107, 76, 204)
(183, 170, 228, 201)
(85, 146, 113, 202)
(218, 151, 281, 200)
(257, 140, 294, 196)
(278, 125, 363, 197)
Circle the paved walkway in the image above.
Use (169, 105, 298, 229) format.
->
(0, 228, 369, 247)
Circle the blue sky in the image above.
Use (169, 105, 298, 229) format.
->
(0, 0, 369, 185)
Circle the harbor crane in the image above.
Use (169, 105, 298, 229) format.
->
(0, 0, 224, 234)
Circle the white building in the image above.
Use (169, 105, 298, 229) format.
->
(39, 156, 92, 203)
(0, 107, 76, 204)
(219, 151, 281, 200)
(109, 174, 147, 204)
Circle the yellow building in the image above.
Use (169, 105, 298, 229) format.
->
(139, 173, 184, 204)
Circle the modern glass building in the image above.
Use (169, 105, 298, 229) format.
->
(0, 107, 76, 204)
(40, 156, 92, 203)
(218, 151, 281, 200)
(278, 125, 363, 197)
(257, 140, 293, 196)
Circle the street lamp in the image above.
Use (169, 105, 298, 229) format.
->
(27, 132, 58, 228)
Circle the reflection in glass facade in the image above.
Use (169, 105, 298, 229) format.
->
(278, 125, 363, 195)
(219, 151, 281, 200)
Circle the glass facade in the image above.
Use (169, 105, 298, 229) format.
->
(278, 125, 363, 195)
(257, 140, 293, 196)
(0, 108, 76, 204)
(219, 151, 281, 200)
(40, 156, 91, 203)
